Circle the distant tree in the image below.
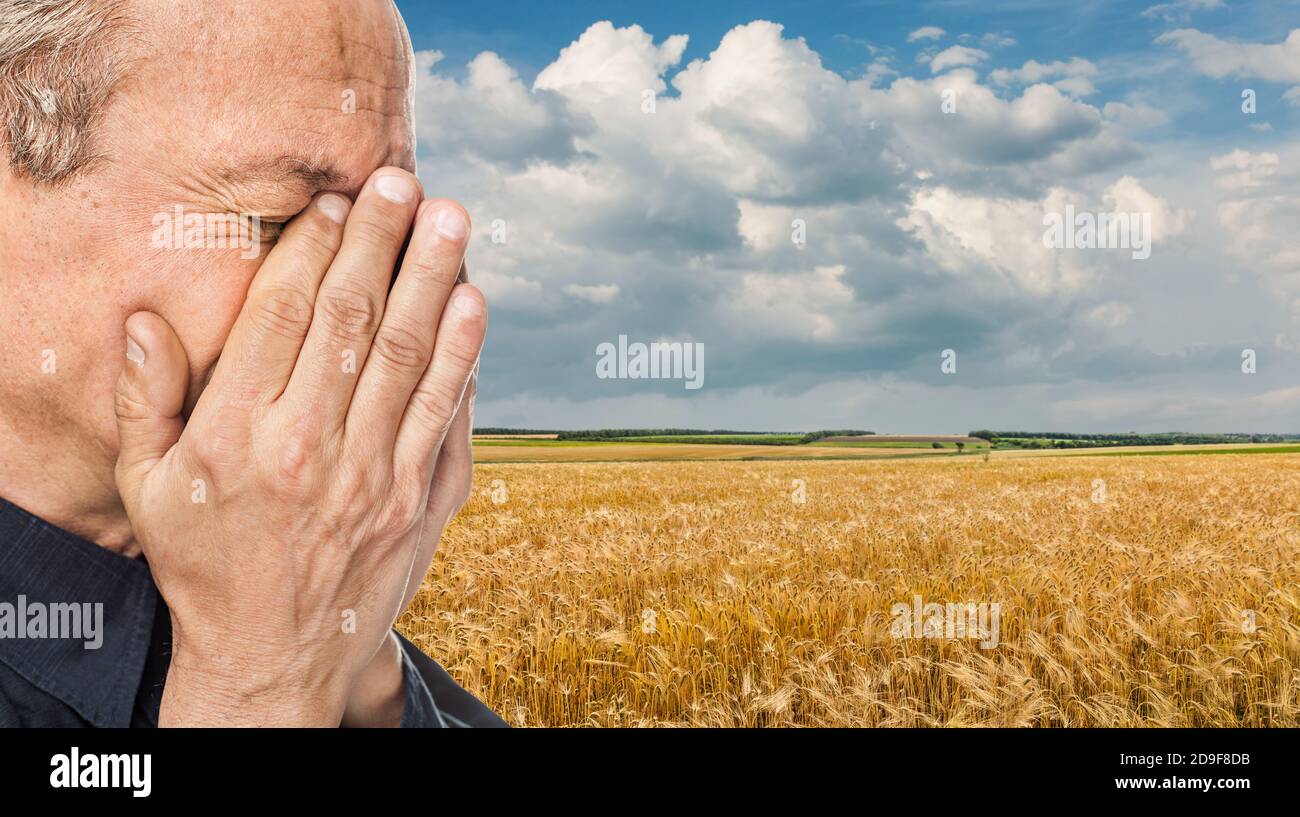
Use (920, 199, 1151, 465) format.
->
(932, 441, 944, 449)
(799, 429, 873, 443)
(955, 441, 965, 454)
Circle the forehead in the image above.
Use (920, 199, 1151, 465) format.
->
(120, 0, 415, 196)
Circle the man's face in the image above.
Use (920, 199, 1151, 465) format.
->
(20, 0, 415, 444)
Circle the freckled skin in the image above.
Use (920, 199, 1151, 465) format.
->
(0, 0, 417, 549)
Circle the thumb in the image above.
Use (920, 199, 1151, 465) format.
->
(113, 312, 190, 499)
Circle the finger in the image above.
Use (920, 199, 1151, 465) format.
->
(282, 168, 423, 431)
(401, 371, 475, 614)
(201, 192, 351, 405)
(428, 364, 475, 527)
(393, 284, 486, 479)
(348, 199, 470, 447)
(113, 312, 191, 505)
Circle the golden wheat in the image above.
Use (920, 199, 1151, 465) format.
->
(399, 454, 1300, 726)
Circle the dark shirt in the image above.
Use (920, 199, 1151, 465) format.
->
(0, 496, 505, 727)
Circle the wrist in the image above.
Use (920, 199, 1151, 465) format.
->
(162, 620, 352, 727)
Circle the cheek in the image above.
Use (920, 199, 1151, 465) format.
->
(146, 254, 262, 405)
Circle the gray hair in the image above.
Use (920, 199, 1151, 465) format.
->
(0, 0, 132, 183)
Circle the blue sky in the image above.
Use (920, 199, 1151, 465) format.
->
(401, 0, 1284, 77)
(395, 0, 1300, 432)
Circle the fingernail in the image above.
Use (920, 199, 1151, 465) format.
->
(450, 290, 483, 318)
(432, 207, 468, 241)
(126, 335, 145, 367)
(374, 173, 416, 204)
(317, 193, 349, 223)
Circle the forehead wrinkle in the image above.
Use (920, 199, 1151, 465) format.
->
(339, 33, 408, 65)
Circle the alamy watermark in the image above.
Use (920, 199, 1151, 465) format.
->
(890, 594, 1001, 649)
(595, 335, 704, 390)
(50, 747, 150, 798)
(1042, 205, 1152, 260)
(0, 595, 103, 650)
(151, 206, 263, 259)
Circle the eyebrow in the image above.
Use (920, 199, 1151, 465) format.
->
(214, 154, 352, 196)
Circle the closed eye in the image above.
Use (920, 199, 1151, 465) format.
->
(254, 218, 287, 242)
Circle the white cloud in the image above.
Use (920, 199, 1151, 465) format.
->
(930, 45, 988, 73)
(413, 51, 579, 167)
(1103, 175, 1193, 244)
(981, 33, 1017, 49)
(406, 19, 1296, 429)
(1103, 101, 1170, 128)
(563, 283, 620, 303)
(904, 186, 1093, 297)
(1157, 28, 1300, 83)
(1212, 148, 1300, 314)
(989, 59, 1098, 97)
(726, 265, 855, 340)
(907, 26, 945, 43)
(475, 268, 544, 306)
(903, 177, 1190, 298)
(535, 21, 688, 101)
(990, 58, 1097, 85)
(1210, 149, 1279, 190)
(874, 72, 1107, 171)
(1142, 0, 1224, 23)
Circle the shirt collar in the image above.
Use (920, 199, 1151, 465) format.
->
(0, 496, 158, 727)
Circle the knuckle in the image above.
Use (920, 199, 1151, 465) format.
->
(372, 321, 431, 373)
(113, 387, 152, 422)
(267, 421, 322, 492)
(441, 331, 483, 371)
(380, 488, 424, 537)
(292, 222, 342, 262)
(336, 452, 386, 504)
(249, 285, 315, 340)
(349, 216, 407, 249)
(402, 248, 461, 287)
(409, 380, 461, 434)
(190, 422, 245, 471)
(316, 287, 382, 339)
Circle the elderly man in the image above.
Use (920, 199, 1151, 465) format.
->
(0, 0, 504, 726)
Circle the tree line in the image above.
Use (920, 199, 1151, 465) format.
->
(968, 430, 1297, 448)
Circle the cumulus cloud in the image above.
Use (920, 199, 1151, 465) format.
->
(413, 51, 582, 168)
(1210, 149, 1280, 190)
(406, 18, 1295, 429)
(929, 45, 988, 73)
(1157, 28, 1300, 83)
(535, 21, 689, 101)
(990, 58, 1097, 96)
(1211, 148, 1300, 316)
(990, 58, 1097, 85)
(874, 72, 1108, 174)
(902, 177, 1188, 299)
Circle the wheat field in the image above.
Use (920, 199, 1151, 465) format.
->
(398, 453, 1300, 726)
